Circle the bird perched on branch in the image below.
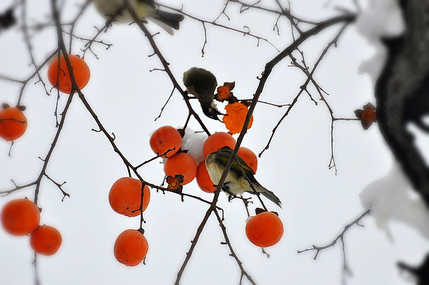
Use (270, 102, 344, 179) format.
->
(205, 146, 282, 207)
(93, 0, 184, 35)
(183, 67, 224, 121)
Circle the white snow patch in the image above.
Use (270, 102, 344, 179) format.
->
(360, 161, 429, 239)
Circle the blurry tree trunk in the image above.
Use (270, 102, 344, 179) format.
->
(375, 0, 429, 207)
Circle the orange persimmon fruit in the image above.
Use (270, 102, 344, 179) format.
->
(0, 107, 27, 141)
(30, 225, 62, 256)
(149, 126, 182, 158)
(1, 198, 40, 236)
(114, 229, 148, 266)
(245, 211, 284, 247)
(202, 132, 236, 158)
(196, 161, 216, 193)
(223, 102, 254, 134)
(48, 54, 90, 93)
(238, 147, 258, 173)
(164, 152, 196, 185)
(109, 177, 151, 217)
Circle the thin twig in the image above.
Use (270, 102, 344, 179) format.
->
(297, 210, 371, 280)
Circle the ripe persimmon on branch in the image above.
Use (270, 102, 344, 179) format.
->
(1, 0, 415, 284)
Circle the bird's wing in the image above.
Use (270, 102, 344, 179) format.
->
(215, 149, 257, 182)
(183, 68, 217, 100)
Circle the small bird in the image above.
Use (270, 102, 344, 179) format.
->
(205, 146, 282, 207)
(183, 67, 224, 121)
(93, 0, 184, 35)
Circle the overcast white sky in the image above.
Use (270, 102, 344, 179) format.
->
(1, 0, 429, 284)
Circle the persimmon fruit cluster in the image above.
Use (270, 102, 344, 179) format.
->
(148, 127, 259, 196)
(48, 54, 90, 93)
(109, 177, 151, 266)
(1, 198, 62, 255)
(149, 126, 198, 186)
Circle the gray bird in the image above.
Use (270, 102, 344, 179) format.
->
(183, 67, 223, 121)
(205, 146, 282, 207)
(93, 0, 184, 35)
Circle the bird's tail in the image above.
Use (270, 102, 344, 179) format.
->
(136, 5, 184, 35)
(255, 185, 282, 208)
(155, 10, 184, 30)
(150, 10, 184, 35)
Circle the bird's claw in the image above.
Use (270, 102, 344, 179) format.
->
(228, 194, 238, 202)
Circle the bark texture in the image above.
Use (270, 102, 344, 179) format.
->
(375, 0, 429, 206)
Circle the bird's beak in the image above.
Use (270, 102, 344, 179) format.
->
(203, 107, 225, 121)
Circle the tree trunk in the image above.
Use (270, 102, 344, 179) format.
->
(375, 0, 429, 207)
